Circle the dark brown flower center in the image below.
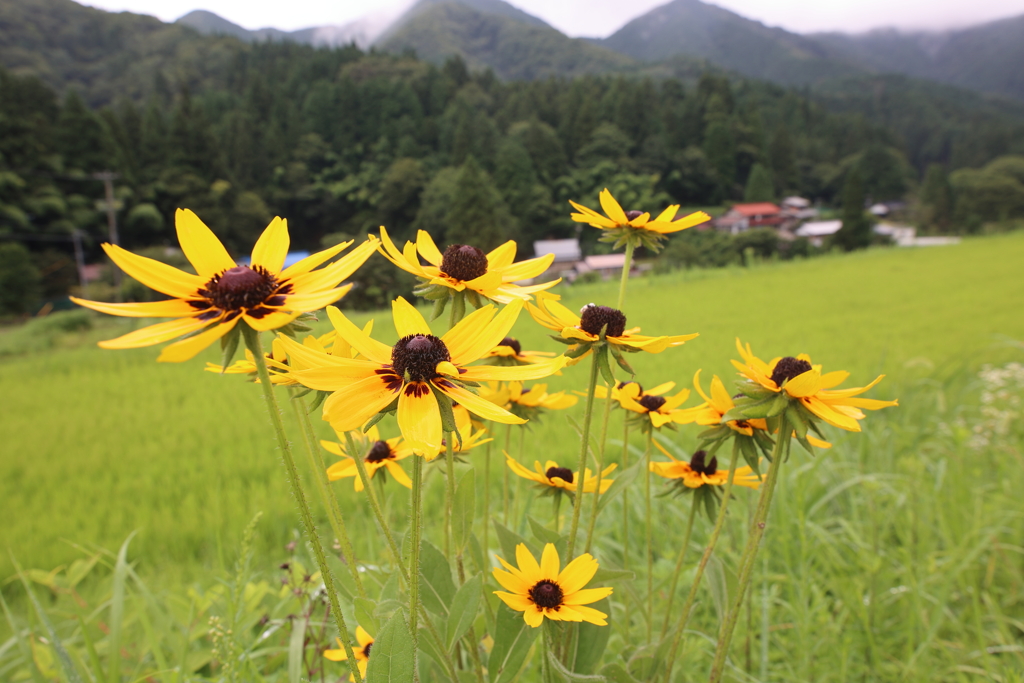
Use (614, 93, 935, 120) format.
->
(545, 466, 574, 484)
(498, 336, 522, 355)
(362, 642, 372, 658)
(200, 265, 278, 311)
(689, 450, 718, 475)
(529, 579, 564, 609)
(624, 210, 644, 221)
(391, 334, 450, 382)
(440, 244, 488, 282)
(579, 304, 626, 338)
(770, 357, 813, 386)
(638, 395, 667, 412)
(365, 441, 394, 463)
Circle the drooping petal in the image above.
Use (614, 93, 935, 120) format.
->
(326, 306, 393, 364)
(801, 396, 861, 432)
(561, 604, 608, 626)
(102, 243, 205, 299)
(97, 316, 210, 349)
(175, 208, 236, 277)
(322, 375, 400, 430)
(392, 297, 432, 337)
(250, 216, 290, 273)
(522, 605, 544, 628)
(384, 461, 413, 488)
(435, 382, 526, 425)
(158, 317, 238, 362)
(397, 382, 442, 455)
(69, 297, 199, 318)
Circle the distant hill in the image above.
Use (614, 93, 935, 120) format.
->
(597, 0, 864, 85)
(375, 0, 636, 79)
(812, 13, 1024, 101)
(175, 8, 391, 48)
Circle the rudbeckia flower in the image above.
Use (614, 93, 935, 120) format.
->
(321, 425, 414, 491)
(377, 227, 559, 304)
(732, 339, 898, 432)
(481, 336, 558, 366)
(493, 543, 613, 627)
(597, 380, 692, 429)
(483, 381, 578, 420)
(281, 298, 567, 458)
(324, 626, 374, 681)
(650, 447, 762, 490)
(526, 293, 697, 362)
(506, 456, 615, 494)
(71, 209, 378, 362)
(569, 188, 710, 252)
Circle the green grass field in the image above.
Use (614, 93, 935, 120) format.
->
(2, 233, 1024, 681)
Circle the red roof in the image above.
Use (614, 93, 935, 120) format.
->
(730, 203, 781, 217)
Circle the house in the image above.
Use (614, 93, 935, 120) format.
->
(574, 254, 629, 280)
(713, 202, 785, 234)
(781, 196, 818, 221)
(795, 220, 842, 247)
(533, 239, 581, 265)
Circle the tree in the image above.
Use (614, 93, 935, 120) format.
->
(0, 242, 42, 315)
(704, 120, 736, 188)
(919, 164, 952, 233)
(832, 167, 872, 251)
(56, 91, 108, 172)
(446, 156, 517, 250)
(743, 163, 774, 202)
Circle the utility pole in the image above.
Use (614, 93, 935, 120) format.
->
(93, 171, 122, 301)
(72, 229, 88, 295)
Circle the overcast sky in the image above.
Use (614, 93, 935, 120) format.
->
(82, 0, 1024, 37)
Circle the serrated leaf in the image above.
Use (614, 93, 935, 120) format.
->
(445, 574, 482, 650)
(365, 612, 416, 682)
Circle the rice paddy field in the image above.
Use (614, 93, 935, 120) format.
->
(3, 231, 1024, 681)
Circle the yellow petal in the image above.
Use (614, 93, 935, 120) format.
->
(539, 544, 560, 579)
(563, 604, 608, 626)
(280, 239, 353, 279)
(286, 239, 378, 293)
(563, 586, 613, 606)
(392, 297, 431, 337)
(441, 305, 497, 362)
(175, 208, 235, 277)
(515, 544, 541, 583)
(326, 306, 393, 364)
(784, 369, 822, 398)
(278, 285, 353, 313)
(102, 243, 204, 299)
(558, 553, 598, 594)
(416, 230, 444, 266)
(598, 188, 628, 225)
(356, 627, 373, 648)
(250, 216, 290, 273)
(158, 318, 238, 362)
(459, 357, 568, 382)
(70, 297, 198, 318)
(486, 241, 517, 270)
(244, 310, 302, 332)
(448, 299, 524, 364)
(98, 316, 209, 349)
(397, 382, 442, 454)
(493, 568, 530, 594)
(322, 375, 400, 430)
(436, 382, 525, 424)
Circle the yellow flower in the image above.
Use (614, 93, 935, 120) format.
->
(324, 626, 374, 681)
(321, 425, 415, 491)
(483, 381, 578, 421)
(732, 339, 898, 432)
(650, 444, 763, 490)
(71, 209, 378, 362)
(569, 188, 709, 235)
(482, 336, 558, 366)
(205, 327, 366, 382)
(597, 380, 692, 429)
(378, 227, 559, 304)
(281, 298, 567, 458)
(526, 293, 697, 361)
(506, 456, 615, 494)
(493, 543, 613, 628)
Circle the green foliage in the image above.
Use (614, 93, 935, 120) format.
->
(743, 163, 774, 202)
(918, 163, 953, 232)
(0, 242, 42, 315)
(951, 155, 1024, 232)
(832, 166, 872, 251)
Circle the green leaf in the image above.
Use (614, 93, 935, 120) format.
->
(590, 567, 635, 583)
(600, 662, 639, 683)
(609, 346, 635, 375)
(288, 611, 306, 683)
(365, 612, 416, 682)
(489, 603, 540, 683)
(308, 389, 329, 413)
(550, 650, 607, 680)
(431, 295, 448, 321)
(597, 460, 643, 513)
(786, 403, 808, 439)
(354, 597, 379, 638)
(493, 522, 538, 564)
(219, 324, 241, 371)
(107, 533, 135, 683)
(429, 383, 461, 443)
(527, 516, 563, 546)
(452, 470, 475, 553)
(419, 540, 456, 616)
(445, 574, 482, 651)
(569, 597, 612, 675)
(596, 346, 616, 385)
(9, 559, 78, 683)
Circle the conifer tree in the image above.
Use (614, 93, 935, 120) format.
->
(446, 156, 517, 250)
(743, 163, 774, 202)
(833, 167, 872, 251)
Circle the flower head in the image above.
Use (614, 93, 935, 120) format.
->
(650, 444, 763, 490)
(569, 189, 709, 251)
(321, 425, 415, 491)
(378, 228, 559, 304)
(506, 456, 615, 495)
(72, 209, 377, 362)
(281, 298, 567, 458)
(324, 626, 374, 681)
(526, 293, 697, 364)
(731, 339, 898, 432)
(598, 380, 692, 430)
(482, 336, 558, 367)
(493, 543, 612, 627)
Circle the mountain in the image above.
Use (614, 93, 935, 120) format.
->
(598, 0, 864, 85)
(175, 8, 394, 48)
(375, 0, 635, 79)
(812, 13, 1024, 101)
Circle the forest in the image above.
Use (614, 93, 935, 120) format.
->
(3, 39, 1024, 315)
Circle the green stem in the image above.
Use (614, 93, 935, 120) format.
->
(503, 423, 512, 525)
(584, 385, 615, 553)
(708, 421, 789, 683)
(621, 421, 630, 570)
(552, 492, 562, 532)
(660, 494, 699, 639)
(242, 326, 362, 683)
(344, 433, 459, 681)
(289, 390, 366, 599)
(445, 432, 455, 557)
(566, 348, 602, 561)
(663, 440, 743, 682)
(483, 431, 492, 556)
(409, 454, 424, 672)
(644, 429, 654, 642)
(616, 239, 636, 310)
